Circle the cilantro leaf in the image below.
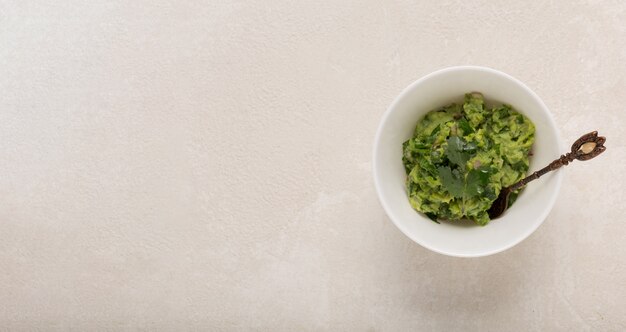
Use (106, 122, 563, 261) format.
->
(438, 166, 464, 198)
(458, 117, 474, 135)
(429, 124, 441, 139)
(465, 167, 491, 197)
(463, 141, 477, 154)
(440, 165, 491, 200)
(425, 212, 440, 224)
(445, 136, 471, 169)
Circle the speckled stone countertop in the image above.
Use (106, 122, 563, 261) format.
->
(1, 1, 624, 330)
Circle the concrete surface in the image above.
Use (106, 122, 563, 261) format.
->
(1, 1, 625, 331)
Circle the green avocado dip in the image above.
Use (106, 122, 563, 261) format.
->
(402, 92, 535, 225)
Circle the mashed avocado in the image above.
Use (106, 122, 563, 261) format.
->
(402, 93, 535, 225)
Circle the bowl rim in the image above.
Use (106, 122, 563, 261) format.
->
(372, 65, 563, 257)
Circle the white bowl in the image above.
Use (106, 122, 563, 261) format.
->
(373, 66, 562, 257)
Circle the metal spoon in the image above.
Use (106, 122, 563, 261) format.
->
(487, 131, 606, 219)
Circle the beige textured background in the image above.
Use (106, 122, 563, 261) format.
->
(1, 1, 625, 331)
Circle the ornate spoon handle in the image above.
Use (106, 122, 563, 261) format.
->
(509, 131, 606, 191)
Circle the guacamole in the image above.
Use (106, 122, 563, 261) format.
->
(402, 93, 535, 225)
